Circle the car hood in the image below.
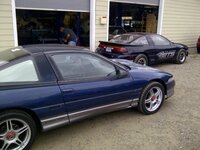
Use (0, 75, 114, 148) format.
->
(111, 59, 173, 79)
(174, 43, 188, 50)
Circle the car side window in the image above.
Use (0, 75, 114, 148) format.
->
(131, 36, 149, 45)
(151, 35, 171, 46)
(51, 53, 116, 81)
(0, 60, 39, 83)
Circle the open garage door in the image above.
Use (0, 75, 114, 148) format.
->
(16, 10, 89, 46)
(109, 1, 159, 38)
(15, 0, 90, 47)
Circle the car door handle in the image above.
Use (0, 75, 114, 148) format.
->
(61, 88, 74, 93)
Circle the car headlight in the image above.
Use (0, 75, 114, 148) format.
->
(168, 77, 174, 82)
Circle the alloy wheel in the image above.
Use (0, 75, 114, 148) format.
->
(179, 51, 186, 63)
(0, 119, 31, 150)
(144, 87, 163, 112)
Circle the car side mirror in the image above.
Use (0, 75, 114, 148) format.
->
(116, 66, 128, 79)
(107, 66, 128, 80)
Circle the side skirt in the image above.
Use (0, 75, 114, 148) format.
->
(41, 99, 139, 131)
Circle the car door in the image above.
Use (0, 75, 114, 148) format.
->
(148, 35, 177, 62)
(48, 52, 138, 123)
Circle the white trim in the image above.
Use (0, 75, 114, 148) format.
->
(157, 0, 164, 34)
(16, 7, 89, 12)
(11, 0, 18, 46)
(90, 0, 96, 51)
(106, 0, 110, 41)
(110, 0, 159, 6)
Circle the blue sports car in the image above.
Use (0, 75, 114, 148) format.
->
(0, 44, 175, 150)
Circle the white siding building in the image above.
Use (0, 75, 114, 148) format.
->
(0, 0, 199, 51)
(162, 0, 200, 48)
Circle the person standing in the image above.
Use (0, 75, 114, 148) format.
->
(60, 26, 78, 46)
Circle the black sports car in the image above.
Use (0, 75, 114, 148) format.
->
(96, 33, 188, 65)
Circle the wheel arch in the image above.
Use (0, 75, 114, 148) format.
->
(144, 52, 151, 64)
(143, 52, 150, 60)
(137, 79, 166, 115)
(136, 52, 150, 60)
(174, 49, 187, 64)
(134, 53, 150, 65)
(149, 79, 167, 95)
(0, 107, 42, 132)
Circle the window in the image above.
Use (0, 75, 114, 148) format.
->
(51, 53, 116, 81)
(0, 47, 28, 67)
(131, 36, 148, 45)
(110, 34, 141, 44)
(151, 35, 171, 46)
(0, 60, 39, 83)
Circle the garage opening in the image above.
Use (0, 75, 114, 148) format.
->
(16, 10, 90, 46)
(109, 2, 159, 37)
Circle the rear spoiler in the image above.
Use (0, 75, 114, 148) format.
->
(99, 41, 142, 47)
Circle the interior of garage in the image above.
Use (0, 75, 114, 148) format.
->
(109, 2, 159, 34)
(16, 10, 90, 47)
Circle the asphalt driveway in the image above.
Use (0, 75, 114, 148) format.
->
(32, 51, 200, 150)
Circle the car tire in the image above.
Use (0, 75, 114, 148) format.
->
(174, 49, 187, 64)
(134, 54, 148, 65)
(138, 82, 165, 115)
(0, 110, 37, 150)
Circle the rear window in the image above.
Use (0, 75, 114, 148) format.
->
(0, 60, 39, 83)
(0, 47, 39, 83)
(110, 34, 141, 44)
(0, 47, 28, 67)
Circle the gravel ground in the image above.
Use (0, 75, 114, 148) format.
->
(32, 51, 200, 150)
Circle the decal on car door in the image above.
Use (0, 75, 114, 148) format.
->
(157, 50, 176, 60)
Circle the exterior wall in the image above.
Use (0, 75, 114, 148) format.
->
(1, 0, 200, 50)
(0, 0, 15, 51)
(95, 0, 109, 48)
(162, 0, 200, 47)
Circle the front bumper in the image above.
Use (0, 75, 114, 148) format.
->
(165, 79, 175, 99)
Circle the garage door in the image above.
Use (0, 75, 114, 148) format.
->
(15, 0, 90, 12)
(110, 0, 159, 6)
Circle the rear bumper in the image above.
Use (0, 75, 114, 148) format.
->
(165, 79, 175, 99)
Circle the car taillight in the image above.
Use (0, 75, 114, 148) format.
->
(112, 47, 128, 53)
(98, 43, 105, 48)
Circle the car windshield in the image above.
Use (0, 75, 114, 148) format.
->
(0, 47, 28, 67)
(109, 27, 126, 35)
(109, 34, 141, 44)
